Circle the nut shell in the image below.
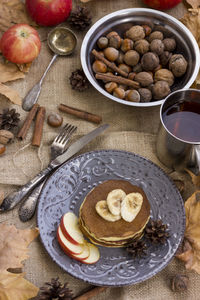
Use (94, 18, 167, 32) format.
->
(125, 90, 140, 102)
(126, 25, 145, 42)
(149, 31, 164, 42)
(0, 130, 14, 144)
(124, 50, 140, 67)
(121, 39, 134, 53)
(92, 60, 107, 73)
(138, 88, 152, 102)
(154, 69, 174, 86)
(104, 47, 119, 61)
(134, 39, 149, 55)
(163, 38, 176, 52)
(97, 37, 108, 49)
(47, 113, 63, 127)
(0, 144, 6, 155)
(135, 72, 153, 87)
(152, 80, 171, 100)
(169, 54, 188, 77)
(141, 52, 159, 71)
(150, 39, 164, 55)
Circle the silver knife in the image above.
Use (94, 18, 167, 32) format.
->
(0, 124, 109, 212)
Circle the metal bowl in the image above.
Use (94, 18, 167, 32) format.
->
(81, 8, 200, 107)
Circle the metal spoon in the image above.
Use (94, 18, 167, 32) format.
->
(22, 27, 77, 111)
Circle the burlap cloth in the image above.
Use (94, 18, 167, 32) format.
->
(0, 0, 199, 299)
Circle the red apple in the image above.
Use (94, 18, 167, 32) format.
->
(60, 212, 84, 245)
(81, 243, 100, 264)
(71, 243, 90, 262)
(142, 0, 182, 10)
(0, 24, 41, 64)
(57, 226, 84, 255)
(25, 0, 72, 26)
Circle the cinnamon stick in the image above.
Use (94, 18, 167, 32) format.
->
(17, 104, 39, 140)
(73, 287, 107, 300)
(32, 106, 46, 147)
(92, 49, 128, 78)
(58, 104, 102, 124)
(95, 73, 140, 89)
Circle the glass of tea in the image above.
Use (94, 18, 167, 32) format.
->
(156, 89, 200, 174)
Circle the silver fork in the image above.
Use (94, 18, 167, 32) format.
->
(18, 123, 77, 222)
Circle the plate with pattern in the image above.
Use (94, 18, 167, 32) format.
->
(37, 150, 185, 286)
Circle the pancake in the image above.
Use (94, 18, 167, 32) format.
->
(79, 180, 150, 247)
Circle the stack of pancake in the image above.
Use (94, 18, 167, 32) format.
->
(79, 180, 151, 247)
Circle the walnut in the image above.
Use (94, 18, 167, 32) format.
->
(135, 72, 153, 87)
(152, 80, 171, 100)
(126, 25, 145, 42)
(163, 38, 176, 52)
(138, 88, 152, 102)
(148, 31, 164, 42)
(154, 69, 174, 86)
(160, 51, 172, 66)
(132, 63, 143, 73)
(134, 39, 149, 54)
(124, 50, 140, 66)
(150, 39, 164, 55)
(169, 54, 188, 77)
(141, 52, 159, 71)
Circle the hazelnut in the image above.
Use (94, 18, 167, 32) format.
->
(126, 25, 145, 41)
(152, 80, 171, 100)
(138, 88, 152, 102)
(47, 113, 63, 127)
(128, 72, 136, 80)
(0, 130, 14, 144)
(108, 34, 122, 49)
(104, 47, 119, 61)
(163, 38, 176, 52)
(135, 72, 153, 87)
(105, 82, 118, 93)
(0, 144, 6, 155)
(169, 54, 188, 77)
(124, 50, 140, 66)
(125, 90, 140, 102)
(113, 87, 125, 99)
(116, 51, 124, 64)
(150, 39, 164, 55)
(160, 51, 172, 66)
(92, 60, 107, 73)
(134, 39, 150, 55)
(118, 84, 128, 90)
(118, 63, 132, 74)
(154, 69, 174, 86)
(132, 63, 143, 73)
(142, 25, 152, 36)
(97, 37, 108, 49)
(121, 39, 134, 53)
(149, 31, 164, 42)
(106, 31, 118, 39)
(141, 52, 160, 71)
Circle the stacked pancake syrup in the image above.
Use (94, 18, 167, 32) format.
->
(79, 180, 151, 247)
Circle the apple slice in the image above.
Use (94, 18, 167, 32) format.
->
(81, 243, 100, 264)
(60, 212, 84, 245)
(71, 243, 90, 262)
(57, 226, 84, 255)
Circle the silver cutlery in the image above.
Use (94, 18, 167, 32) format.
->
(0, 124, 109, 212)
(18, 123, 77, 222)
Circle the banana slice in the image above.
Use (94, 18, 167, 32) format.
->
(96, 200, 121, 222)
(107, 189, 126, 216)
(121, 192, 143, 222)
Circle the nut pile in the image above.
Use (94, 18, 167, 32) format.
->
(92, 25, 188, 103)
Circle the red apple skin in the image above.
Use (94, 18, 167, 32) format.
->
(57, 227, 84, 256)
(143, 0, 182, 10)
(0, 24, 41, 64)
(60, 214, 84, 246)
(26, 0, 72, 26)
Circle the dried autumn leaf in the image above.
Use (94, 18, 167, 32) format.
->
(185, 0, 200, 9)
(185, 168, 200, 187)
(0, 223, 39, 271)
(176, 191, 200, 273)
(0, 190, 4, 205)
(0, 0, 36, 32)
(181, 8, 200, 47)
(0, 270, 39, 300)
(0, 82, 22, 105)
(0, 62, 25, 83)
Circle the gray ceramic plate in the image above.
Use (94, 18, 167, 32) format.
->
(37, 150, 185, 286)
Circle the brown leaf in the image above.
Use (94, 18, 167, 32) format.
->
(0, 270, 39, 300)
(185, 168, 200, 187)
(185, 0, 200, 9)
(0, 82, 22, 105)
(0, 223, 39, 271)
(181, 8, 200, 47)
(0, 190, 4, 205)
(0, 0, 36, 32)
(176, 191, 200, 273)
(0, 62, 25, 83)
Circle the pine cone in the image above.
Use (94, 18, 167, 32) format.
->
(37, 277, 73, 300)
(69, 69, 89, 91)
(0, 108, 20, 131)
(126, 239, 147, 258)
(145, 219, 169, 244)
(69, 6, 92, 30)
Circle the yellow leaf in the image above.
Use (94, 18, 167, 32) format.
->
(0, 223, 39, 271)
(0, 270, 39, 300)
(176, 191, 200, 273)
(185, 168, 200, 187)
(0, 62, 25, 83)
(185, 0, 200, 9)
(181, 8, 200, 47)
(0, 82, 22, 105)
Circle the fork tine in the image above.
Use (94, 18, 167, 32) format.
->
(54, 123, 71, 143)
(62, 126, 77, 145)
